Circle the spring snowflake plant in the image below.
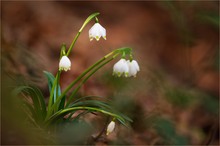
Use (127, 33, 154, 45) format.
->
(13, 12, 140, 141)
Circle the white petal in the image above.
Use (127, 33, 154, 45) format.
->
(113, 59, 129, 77)
(127, 60, 140, 77)
(99, 26, 106, 39)
(59, 56, 71, 71)
(132, 60, 140, 71)
(89, 23, 106, 41)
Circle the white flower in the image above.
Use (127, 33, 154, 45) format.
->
(113, 59, 129, 77)
(127, 60, 140, 77)
(106, 121, 115, 135)
(59, 56, 71, 71)
(89, 23, 106, 41)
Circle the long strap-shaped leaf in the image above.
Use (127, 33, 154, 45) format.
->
(45, 106, 126, 126)
(43, 71, 62, 104)
(12, 86, 47, 121)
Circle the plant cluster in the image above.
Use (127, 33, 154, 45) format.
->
(13, 12, 140, 143)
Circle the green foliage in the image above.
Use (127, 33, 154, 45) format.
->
(154, 117, 188, 145)
(13, 71, 132, 127)
(200, 93, 219, 116)
(198, 11, 219, 28)
(43, 71, 62, 103)
(46, 96, 132, 126)
(12, 86, 47, 125)
(165, 86, 195, 108)
(43, 71, 65, 110)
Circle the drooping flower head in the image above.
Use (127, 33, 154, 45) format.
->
(106, 121, 115, 135)
(89, 23, 106, 41)
(59, 56, 71, 71)
(127, 60, 140, 77)
(113, 59, 129, 77)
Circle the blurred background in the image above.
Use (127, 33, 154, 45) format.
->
(1, 1, 219, 145)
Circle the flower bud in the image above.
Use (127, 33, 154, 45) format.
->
(59, 56, 71, 71)
(106, 121, 115, 135)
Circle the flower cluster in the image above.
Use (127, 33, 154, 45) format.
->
(113, 59, 140, 77)
(18, 13, 140, 143)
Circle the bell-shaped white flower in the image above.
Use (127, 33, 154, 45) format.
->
(113, 59, 129, 77)
(59, 56, 71, 71)
(106, 121, 115, 135)
(89, 23, 106, 41)
(127, 60, 140, 77)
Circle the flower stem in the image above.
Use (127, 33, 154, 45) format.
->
(46, 50, 118, 120)
(66, 32, 80, 56)
(65, 54, 119, 107)
(62, 51, 115, 97)
(66, 12, 100, 56)
(55, 71, 61, 112)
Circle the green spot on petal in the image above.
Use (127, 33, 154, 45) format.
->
(117, 72, 121, 77)
(125, 72, 129, 77)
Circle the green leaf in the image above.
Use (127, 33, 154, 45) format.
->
(155, 118, 176, 139)
(69, 96, 111, 109)
(69, 96, 133, 123)
(165, 87, 194, 108)
(33, 87, 47, 117)
(46, 105, 130, 127)
(58, 95, 66, 110)
(154, 117, 188, 145)
(43, 71, 61, 103)
(12, 86, 47, 122)
(13, 86, 41, 117)
(22, 100, 38, 121)
(47, 96, 132, 126)
(198, 11, 219, 28)
(201, 94, 219, 115)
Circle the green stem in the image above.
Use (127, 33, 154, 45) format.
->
(55, 71, 61, 111)
(60, 44, 66, 59)
(65, 55, 118, 107)
(66, 32, 80, 56)
(66, 12, 100, 56)
(46, 50, 117, 120)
